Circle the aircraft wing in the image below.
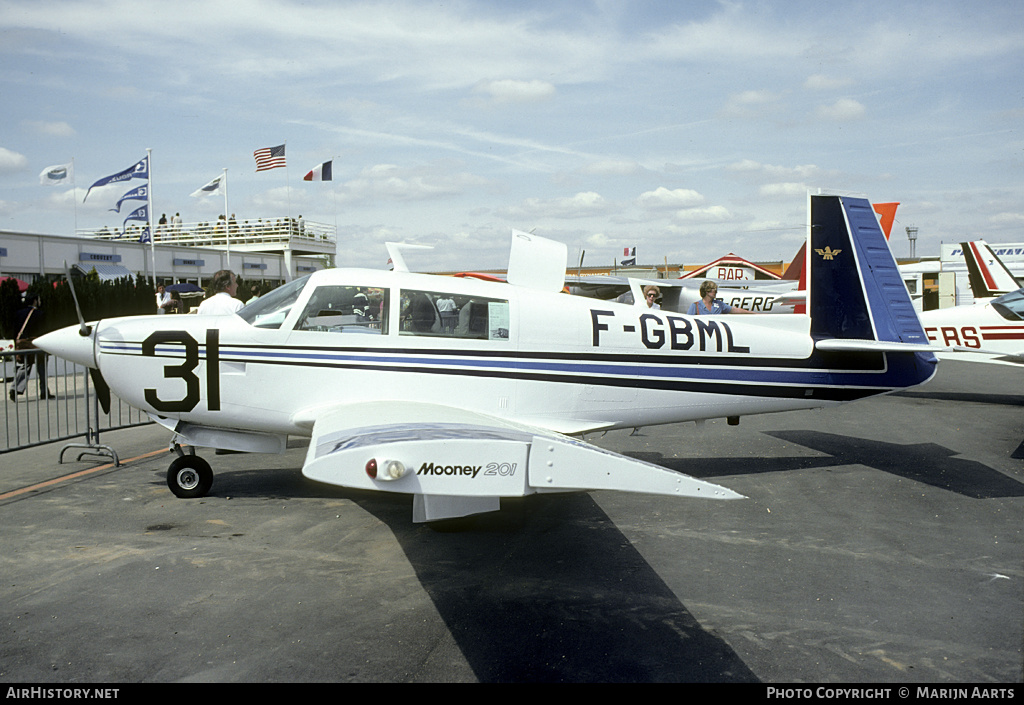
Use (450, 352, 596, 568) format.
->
(299, 401, 743, 522)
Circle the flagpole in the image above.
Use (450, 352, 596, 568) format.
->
(147, 148, 155, 287)
(71, 157, 79, 236)
(285, 140, 291, 220)
(222, 167, 230, 267)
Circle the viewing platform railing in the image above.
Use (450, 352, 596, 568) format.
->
(77, 217, 335, 251)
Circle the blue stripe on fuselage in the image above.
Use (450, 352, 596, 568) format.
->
(99, 339, 932, 399)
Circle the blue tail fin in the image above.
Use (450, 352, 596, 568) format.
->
(809, 193, 928, 345)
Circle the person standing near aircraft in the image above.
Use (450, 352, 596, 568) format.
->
(197, 270, 243, 315)
(156, 284, 173, 314)
(10, 294, 53, 401)
(687, 281, 755, 315)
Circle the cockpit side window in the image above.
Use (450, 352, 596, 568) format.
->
(399, 289, 509, 341)
(991, 288, 1024, 322)
(238, 274, 310, 329)
(296, 286, 389, 335)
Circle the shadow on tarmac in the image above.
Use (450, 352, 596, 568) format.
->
(364, 493, 760, 683)
(188, 464, 759, 683)
(892, 390, 1024, 406)
(624, 432, 1024, 500)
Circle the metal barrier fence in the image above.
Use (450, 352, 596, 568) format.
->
(1, 348, 153, 465)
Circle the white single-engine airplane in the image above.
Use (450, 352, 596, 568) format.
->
(37, 192, 939, 522)
(920, 240, 1024, 366)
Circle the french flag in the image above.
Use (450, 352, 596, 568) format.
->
(303, 160, 333, 181)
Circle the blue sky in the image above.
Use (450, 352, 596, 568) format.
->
(1, 0, 1022, 272)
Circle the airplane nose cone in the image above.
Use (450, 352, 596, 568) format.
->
(34, 324, 97, 368)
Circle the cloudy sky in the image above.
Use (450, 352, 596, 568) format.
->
(1, 0, 1022, 272)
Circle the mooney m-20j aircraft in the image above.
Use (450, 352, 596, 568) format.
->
(37, 192, 939, 522)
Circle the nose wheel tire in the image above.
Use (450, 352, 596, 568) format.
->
(167, 455, 213, 498)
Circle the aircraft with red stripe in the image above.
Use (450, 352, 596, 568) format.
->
(920, 240, 1024, 366)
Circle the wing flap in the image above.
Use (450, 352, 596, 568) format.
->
(528, 435, 743, 500)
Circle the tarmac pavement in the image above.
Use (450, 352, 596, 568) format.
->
(0, 359, 1020, 683)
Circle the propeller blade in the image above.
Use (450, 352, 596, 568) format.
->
(89, 368, 111, 415)
(62, 260, 91, 336)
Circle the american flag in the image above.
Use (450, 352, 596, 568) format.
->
(254, 144, 286, 172)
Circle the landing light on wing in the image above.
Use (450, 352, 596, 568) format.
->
(366, 458, 408, 481)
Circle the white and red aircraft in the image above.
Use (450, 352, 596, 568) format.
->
(960, 240, 1021, 299)
(920, 240, 1024, 366)
(36, 192, 939, 522)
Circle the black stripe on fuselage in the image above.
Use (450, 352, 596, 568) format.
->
(107, 340, 898, 403)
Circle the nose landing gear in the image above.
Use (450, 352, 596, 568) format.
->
(167, 443, 213, 498)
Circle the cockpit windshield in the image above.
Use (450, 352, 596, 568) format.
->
(991, 288, 1024, 322)
(238, 274, 311, 329)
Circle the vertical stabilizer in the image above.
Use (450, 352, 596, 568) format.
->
(809, 193, 927, 345)
(961, 240, 1020, 299)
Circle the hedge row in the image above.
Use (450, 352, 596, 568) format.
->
(0, 272, 269, 340)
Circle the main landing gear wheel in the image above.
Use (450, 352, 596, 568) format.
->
(167, 455, 213, 498)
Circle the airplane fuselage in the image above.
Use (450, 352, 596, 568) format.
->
(920, 294, 1024, 366)
(82, 266, 933, 443)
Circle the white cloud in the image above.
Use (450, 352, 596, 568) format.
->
(989, 212, 1024, 226)
(803, 74, 853, 91)
(578, 159, 642, 176)
(475, 79, 556, 105)
(500, 191, 608, 220)
(341, 163, 488, 203)
(815, 98, 866, 121)
(23, 120, 76, 137)
(637, 187, 704, 210)
(673, 205, 732, 223)
(720, 90, 782, 118)
(728, 161, 821, 181)
(0, 147, 29, 173)
(759, 182, 809, 198)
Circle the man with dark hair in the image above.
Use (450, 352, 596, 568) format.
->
(10, 294, 54, 401)
(197, 269, 243, 315)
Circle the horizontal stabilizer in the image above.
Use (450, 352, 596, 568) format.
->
(816, 338, 1018, 360)
(814, 339, 940, 353)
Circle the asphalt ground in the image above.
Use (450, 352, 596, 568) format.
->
(0, 359, 1021, 684)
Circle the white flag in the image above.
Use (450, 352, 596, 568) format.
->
(191, 174, 223, 197)
(39, 162, 73, 186)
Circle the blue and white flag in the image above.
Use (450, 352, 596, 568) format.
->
(190, 174, 223, 197)
(109, 184, 149, 213)
(39, 162, 73, 186)
(138, 226, 151, 244)
(122, 204, 148, 235)
(84, 156, 149, 202)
